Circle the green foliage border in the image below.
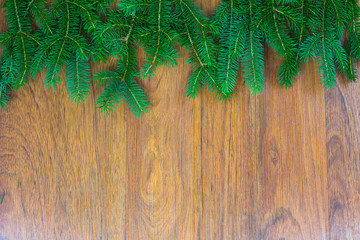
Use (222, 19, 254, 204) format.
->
(0, 0, 359, 118)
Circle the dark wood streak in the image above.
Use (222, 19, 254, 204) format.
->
(261, 207, 303, 240)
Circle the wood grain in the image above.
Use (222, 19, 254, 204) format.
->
(1, 0, 360, 239)
(325, 78, 360, 239)
(259, 47, 328, 240)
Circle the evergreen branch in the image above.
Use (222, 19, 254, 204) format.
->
(183, 22, 203, 67)
(255, 11, 271, 28)
(203, 68, 230, 101)
(180, 0, 204, 27)
(96, 80, 127, 114)
(139, 30, 157, 38)
(66, 36, 83, 52)
(22, 32, 40, 45)
(325, 37, 347, 73)
(0, 0, 37, 89)
(66, 1, 96, 29)
(345, 0, 360, 82)
(221, 0, 234, 93)
(300, 35, 321, 61)
(185, 21, 227, 98)
(329, 0, 344, 35)
(180, 0, 211, 64)
(46, 39, 66, 88)
(321, 0, 333, 86)
(0, 83, 11, 110)
(26, 0, 36, 13)
(13, 0, 22, 31)
(30, 2, 54, 35)
(278, 0, 307, 87)
(213, 0, 248, 94)
(95, 72, 119, 87)
(176, 0, 228, 99)
(0, 33, 16, 46)
(118, 0, 150, 15)
(295, 0, 305, 64)
(18, 35, 28, 88)
(161, 29, 174, 42)
(94, 7, 149, 117)
(273, 10, 287, 58)
(124, 79, 149, 118)
(124, 13, 136, 42)
(346, 50, 357, 82)
(31, 37, 61, 77)
(142, 0, 163, 79)
(45, 2, 70, 88)
(137, 0, 178, 80)
(65, 53, 91, 102)
(99, 24, 131, 38)
(186, 67, 203, 97)
(274, 8, 299, 25)
(243, 29, 265, 93)
(239, 0, 265, 93)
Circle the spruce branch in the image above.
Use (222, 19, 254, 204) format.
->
(131, 0, 179, 81)
(241, 0, 265, 94)
(212, 0, 266, 94)
(27, 0, 54, 35)
(242, 27, 265, 94)
(0, 56, 12, 110)
(174, 0, 229, 100)
(65, 52, 91, 102)
(277, 0, 310, 88)
(31, 0, 99, 102)
(95, 39, 149, 118)
(0, 0, 41, 90)
(94, 9, 136, 59)
(212, 0, 248, 94)
(256, 0, 301, 88)
(94, 7, 149, 117)
(301, 0, 348, 87)
(345, 0, 360, 82)
(90, 0, 115, 15)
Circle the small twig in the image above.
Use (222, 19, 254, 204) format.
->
(1, 192, 4, 204)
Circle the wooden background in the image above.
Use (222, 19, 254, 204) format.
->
(1, 0, 360, 239)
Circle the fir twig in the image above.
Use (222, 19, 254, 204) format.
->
(175, 0, 229, 100)
(301, 0, 348, 87)
(94, 8, 150, 117)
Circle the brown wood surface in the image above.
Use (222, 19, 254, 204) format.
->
(1, 0, 360, 239)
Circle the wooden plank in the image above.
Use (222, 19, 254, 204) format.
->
(199, 70, 261, 240)
(0, 5, 58, 239)
(325, 81, 360, 239)
(51, 58, 127, 239)
(125, 48, 202, 239)
(258, 47, 329, 239)
(0, 68, 58, 239)
(106, 80, 128, 239)
(0, 3, 128, 235)
(197, 1, 262, 239)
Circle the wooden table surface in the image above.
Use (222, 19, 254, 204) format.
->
(1, 0, 360, 239)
